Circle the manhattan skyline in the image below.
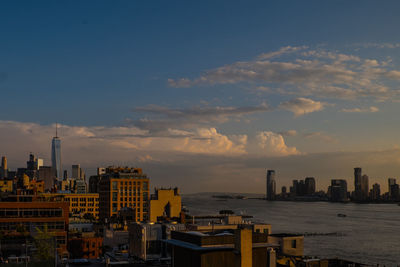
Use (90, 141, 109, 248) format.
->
(2, 1, 400, 193)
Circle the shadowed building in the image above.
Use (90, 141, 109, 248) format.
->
(0, 199, 69, 258)
(1, 156, 7, 179)
(304, 177, 316, 195)
(266, 170, 276, 201)
(354, 168, 369, 201)
(330, 179, 348, 202)
(388, 178, 396, 199)
(38, 166, 56, 192)
(370, 183, 380, 201)
(166, 227, 302, 267)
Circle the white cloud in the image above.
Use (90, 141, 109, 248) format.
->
(256, 131, 300, 156)
(168, 46, 400, 101)
(279, 98, 325, 117)
(0, 121, 248, 168)
(341, 106, 379, 113)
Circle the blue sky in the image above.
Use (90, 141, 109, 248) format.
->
(2, 1, 400, 192)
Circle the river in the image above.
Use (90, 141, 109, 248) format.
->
(183, 193, 400, 267)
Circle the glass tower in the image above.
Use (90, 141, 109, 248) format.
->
(51, 125, 62, 179)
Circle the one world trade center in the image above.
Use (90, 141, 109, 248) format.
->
(51, 124, 62, 179)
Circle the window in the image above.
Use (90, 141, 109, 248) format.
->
(263, 229, 269, 235)
(112, 182, 118, 190)
(291, 240, 297, 248)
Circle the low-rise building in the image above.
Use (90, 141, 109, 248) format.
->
(39, 193, 99, 219)
(68, 235, 103, 259)
(150, 188, 181, 222)
(0, 179, 13, 192)
(268, 233, 304, 257)
(0, 200, 69, 258)
(166, 228, 279, 267)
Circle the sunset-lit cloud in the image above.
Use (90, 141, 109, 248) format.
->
(168, 46, 400, 101)
(278, 98, 326, 117)
(341, 106, 379, 113)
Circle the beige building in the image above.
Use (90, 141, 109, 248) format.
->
(39, 193, 100, 219)
(268, 234, 304, 257)
(150, 188, 181, 222)
(99, 167, 150, 222)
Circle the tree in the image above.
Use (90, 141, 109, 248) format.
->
(33, 225, 55, 261)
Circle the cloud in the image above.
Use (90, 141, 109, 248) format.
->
(303, 132, 338, 144)
(278, 130, 298, 137)
(341, 106, 379, 113)
(0, 121, 248, 169)
(257, 45, 308, 60)
(256, 131, 300, 156)
(168, 46, 400, 101)
(278, 98, 325, 117)
(129, 104, 270, 135)
(4, 121, 400, 193)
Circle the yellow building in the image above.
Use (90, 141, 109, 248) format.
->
(28, 180, 44, 193)
(99, 167, 150, 222)
(149, 188, 181, 222)
(39, 193, 100, 219)
(0, 179, 13, 192)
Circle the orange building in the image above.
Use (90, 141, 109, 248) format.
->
(0, 201, 69, 257)
(99, 167, 150, 222)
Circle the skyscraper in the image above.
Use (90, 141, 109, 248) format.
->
(354, 167, 363, 201)
(72, 164, 81, 179)
(1, 156, 7, 179)
(370, 183, 380, 201)
(51, 124, 62, 179)
(266, 170, 276, 201)
(305, 177, 316, 195)
(330, 179, 348, 202)
(361, 174, 369, 200)
(388, 178, 398, 200)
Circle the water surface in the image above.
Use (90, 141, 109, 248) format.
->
(183, 193, 400, 266)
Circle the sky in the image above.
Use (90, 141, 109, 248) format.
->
(2, 1, 400, 193)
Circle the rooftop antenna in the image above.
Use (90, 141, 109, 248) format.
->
(55, 122, 58, 138)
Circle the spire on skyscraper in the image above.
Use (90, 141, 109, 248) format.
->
(52, 123, 62, 179)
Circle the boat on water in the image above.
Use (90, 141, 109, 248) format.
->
(337, 213, 347, 217)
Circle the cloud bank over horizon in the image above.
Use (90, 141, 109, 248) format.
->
(1, 119, 400, 194)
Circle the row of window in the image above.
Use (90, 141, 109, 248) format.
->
(71, 203, 99, 207)
(66, 197, 99, 202)
(0, 221, 65, 231)
(0, 208, 63, 218)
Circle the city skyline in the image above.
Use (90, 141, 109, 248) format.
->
(3, 1, 400, 192)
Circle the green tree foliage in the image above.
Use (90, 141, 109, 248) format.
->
(32, 225, 55, 261)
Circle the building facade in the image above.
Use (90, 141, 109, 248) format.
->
(99, 167, 150, 222)
(149, 188, 181, 222)
(39, 193, 99, 219)
(0, 201, 69, 257)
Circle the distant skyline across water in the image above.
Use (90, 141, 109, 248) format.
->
(2, 1, 400, 193)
